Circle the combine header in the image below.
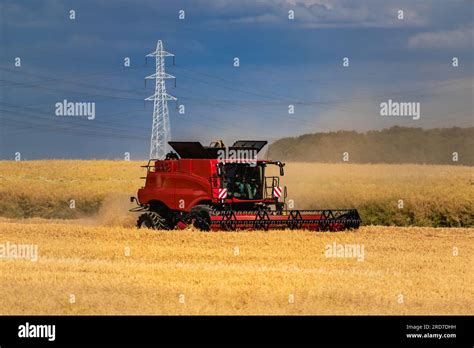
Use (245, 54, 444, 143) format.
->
(131, 140, 361, 231)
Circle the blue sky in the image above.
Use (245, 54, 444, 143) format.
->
(0, 0, 472, 159)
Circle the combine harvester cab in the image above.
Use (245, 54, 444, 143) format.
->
(130, 140, 361, 231)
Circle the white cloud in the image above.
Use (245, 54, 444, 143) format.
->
(213, 13, 281, 25)
(202, 0, 429, 28)
(407, 27, 473, 49)
(292, 0, 427, 28)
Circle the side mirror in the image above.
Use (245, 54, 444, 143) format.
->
(217, 163, 222, 176)
(280, 166, 284, 176)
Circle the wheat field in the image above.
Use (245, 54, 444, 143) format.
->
(0, 219, 472, 315)
(0, 160, 472, 226)
(0, 160, 472, 314)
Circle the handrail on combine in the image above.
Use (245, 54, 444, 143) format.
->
(141, 159, 157, 171)
(209, 174, 222, 200)
(264, 176, 280, 199)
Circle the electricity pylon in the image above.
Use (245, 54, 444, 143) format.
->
(145, 40, 176, 159)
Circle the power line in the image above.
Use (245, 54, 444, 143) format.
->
(0, 101, 230, 137)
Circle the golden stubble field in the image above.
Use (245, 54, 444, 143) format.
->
(0, 160, 472, 315)
(0, 220, 472, 315)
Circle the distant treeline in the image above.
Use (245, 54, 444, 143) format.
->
(268, 127, 474, 165)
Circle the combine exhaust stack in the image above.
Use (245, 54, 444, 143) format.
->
(131, 140, 361, 232)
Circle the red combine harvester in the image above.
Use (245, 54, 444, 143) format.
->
(130, 140, 361, 231)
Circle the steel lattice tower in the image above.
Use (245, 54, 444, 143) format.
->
(145, 40, 176, 159)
